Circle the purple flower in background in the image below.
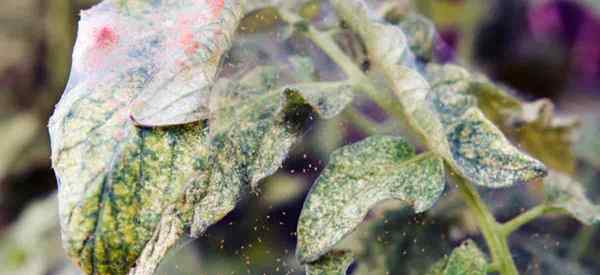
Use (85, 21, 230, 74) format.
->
(435, 29, 459, 63)
(529, 0, 600, 88)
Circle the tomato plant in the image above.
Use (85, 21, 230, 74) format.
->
(45, 1, 599, 275)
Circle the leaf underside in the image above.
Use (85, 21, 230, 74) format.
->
(296, 136, 445, 262)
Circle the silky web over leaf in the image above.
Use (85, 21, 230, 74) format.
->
(330, 0, 546, 187)
(69, 0, 243, 127)
(544, 171, 600, 225)
(297, 136, 445, 262)
(50, 20, 353, 273)
(425, 64, 547, 187)
(427, 240, 489, 275)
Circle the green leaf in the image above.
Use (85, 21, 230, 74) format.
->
(330, 0, 546, 188)
(306, 250, 354, 275)
(427, 240, 489, 275)
(425, 64, 547, 188)
(544, 171, 600, 225)
(296, 136, 445, 262)
(50, 47, 352, 275)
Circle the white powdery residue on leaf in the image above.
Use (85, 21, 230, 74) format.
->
(68, 0, 243, 127)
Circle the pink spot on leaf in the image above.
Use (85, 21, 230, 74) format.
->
(93, 26, 118, 50)
(208, 0, 224, 18)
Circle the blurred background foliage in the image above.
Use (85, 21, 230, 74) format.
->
(1, 0, 600, 274)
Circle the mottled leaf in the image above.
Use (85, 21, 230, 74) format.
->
(68, 0, 243, 127)
(50, 49, 352, 275)
(306, 250, 354, 275)
(191, 77, 353, 234)
(331, 0, 546, 188)
(427, 240, 489, 275)
(297, 136, 445, 262)
(544, 171, 600, 225)
(466, 75, 578, 174)
(425, 64, 547, 187)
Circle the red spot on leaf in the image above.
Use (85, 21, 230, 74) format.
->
(94, 26, 118, 50)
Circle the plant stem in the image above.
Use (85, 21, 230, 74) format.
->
(289, 9, 527, 275)
(498, 204, 557, 237)
(278, 10, 405, 123)
(454, 176, 518, 275)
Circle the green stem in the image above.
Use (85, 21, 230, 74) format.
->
(498, 204, 557, 237)
(454, 176, 518, 275)
(279, 10, 405, 123)
(287, 8, 525, 275)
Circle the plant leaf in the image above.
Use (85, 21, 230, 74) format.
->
(425, 64, 548, 187)
(50, 47, 352, 275)
(427, 240, 489, 275)
(575, 115, 600, 169)
(510, 100, 579, 174)
(330, 0, 546, 188)
(544, 171, 600, 225)
(466, 74, 578, 174)
(68, 0, 243, 127)
(306, 250, 354, 275)
(398, 13, 436, 61)
(296, 136, 445, 262)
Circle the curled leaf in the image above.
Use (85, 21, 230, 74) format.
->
(296, 136, 445, 262)
(544, 171, 600, 225)
(427, 240, 489, 275)
(306, 250, 354, 275)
